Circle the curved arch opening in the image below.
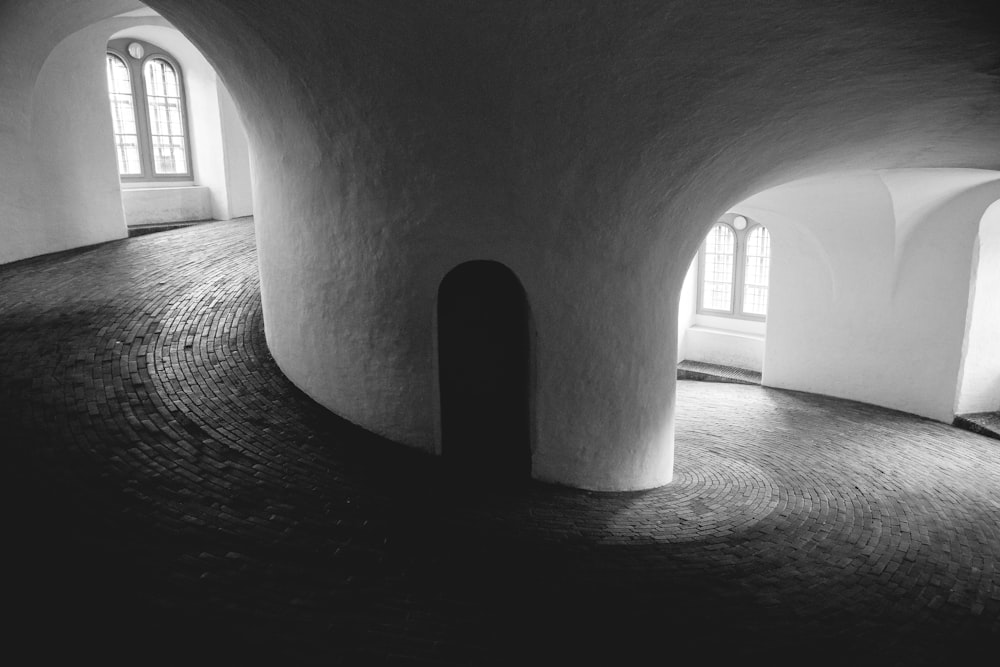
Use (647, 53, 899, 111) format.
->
(955, 198, 1000, 421)
(437, 260, 531, 481)
(107, 37, 193, 180)
(677, 212, 771, 382)
(677, 169, 1000, 428)
(106, 19, 254, 229)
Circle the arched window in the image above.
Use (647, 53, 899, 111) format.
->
(106, 54, 140, 175)
(742, 225, 771, 316)
(698, 215, 771, 319)
(105, 39, 192, 180)
(701, 223, 736, 311)
(143, 58, 187, 175)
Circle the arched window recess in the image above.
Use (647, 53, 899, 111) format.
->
(105, 38, 192, 181)
(697, 214, 771, 320)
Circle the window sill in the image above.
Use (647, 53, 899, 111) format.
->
(120, 181, 197, 190)
(693, 312, 766, 336)
(682, 325, 766, 373)
(687, 324, 764, 342)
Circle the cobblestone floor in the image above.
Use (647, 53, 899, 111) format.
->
(2, 219, 998, 665)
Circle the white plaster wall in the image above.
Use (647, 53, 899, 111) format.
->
(743, 170, 1000, 423)
(956, 201, 1000, 414)
(218, 84, 253, 219)
(0, 2, 140, 265)
(676, 257, 697, 358)
(121, 186, 211, 225)
(684, 328, 765, 372)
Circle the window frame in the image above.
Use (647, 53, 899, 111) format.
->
(696, 217, 770, 321)
(106, 38, 193, 182)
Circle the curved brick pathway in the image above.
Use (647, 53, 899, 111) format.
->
(2, 219, 998, 665)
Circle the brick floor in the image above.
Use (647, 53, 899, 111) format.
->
(2, 219, 998, 665)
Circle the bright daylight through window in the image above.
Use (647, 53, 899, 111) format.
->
(699, 215, 771, 319)
(105, 39, 190, 179)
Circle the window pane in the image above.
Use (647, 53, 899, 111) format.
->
(143, 58, 188, 175)
(114, 135, 142, 175)
(106, 54, 141, 175)
(702, 224, 735, 311)
(742, 226, 771, 316)
(151, 136, 187, 174)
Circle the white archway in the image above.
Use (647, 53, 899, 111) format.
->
(955, 199, 1000, 415)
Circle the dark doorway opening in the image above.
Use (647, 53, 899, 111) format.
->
(438, 261, 531, 481)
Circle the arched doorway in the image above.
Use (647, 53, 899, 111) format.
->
(437, 261, 531, 480)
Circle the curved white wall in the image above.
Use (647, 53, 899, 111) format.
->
(956, 200, 1000, 414)
(0, 1, 140, 265)
(740, 170, 1000, 423)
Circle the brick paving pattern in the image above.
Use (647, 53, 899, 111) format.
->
(2, 219, 998, 665)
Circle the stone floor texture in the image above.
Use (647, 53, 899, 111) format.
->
(955, 411, 1000, 441)
(677, 359, 763, 385)
(2, 219, 998, 665)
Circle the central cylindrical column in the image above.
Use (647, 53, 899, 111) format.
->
(145, 0, 1000, 491)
